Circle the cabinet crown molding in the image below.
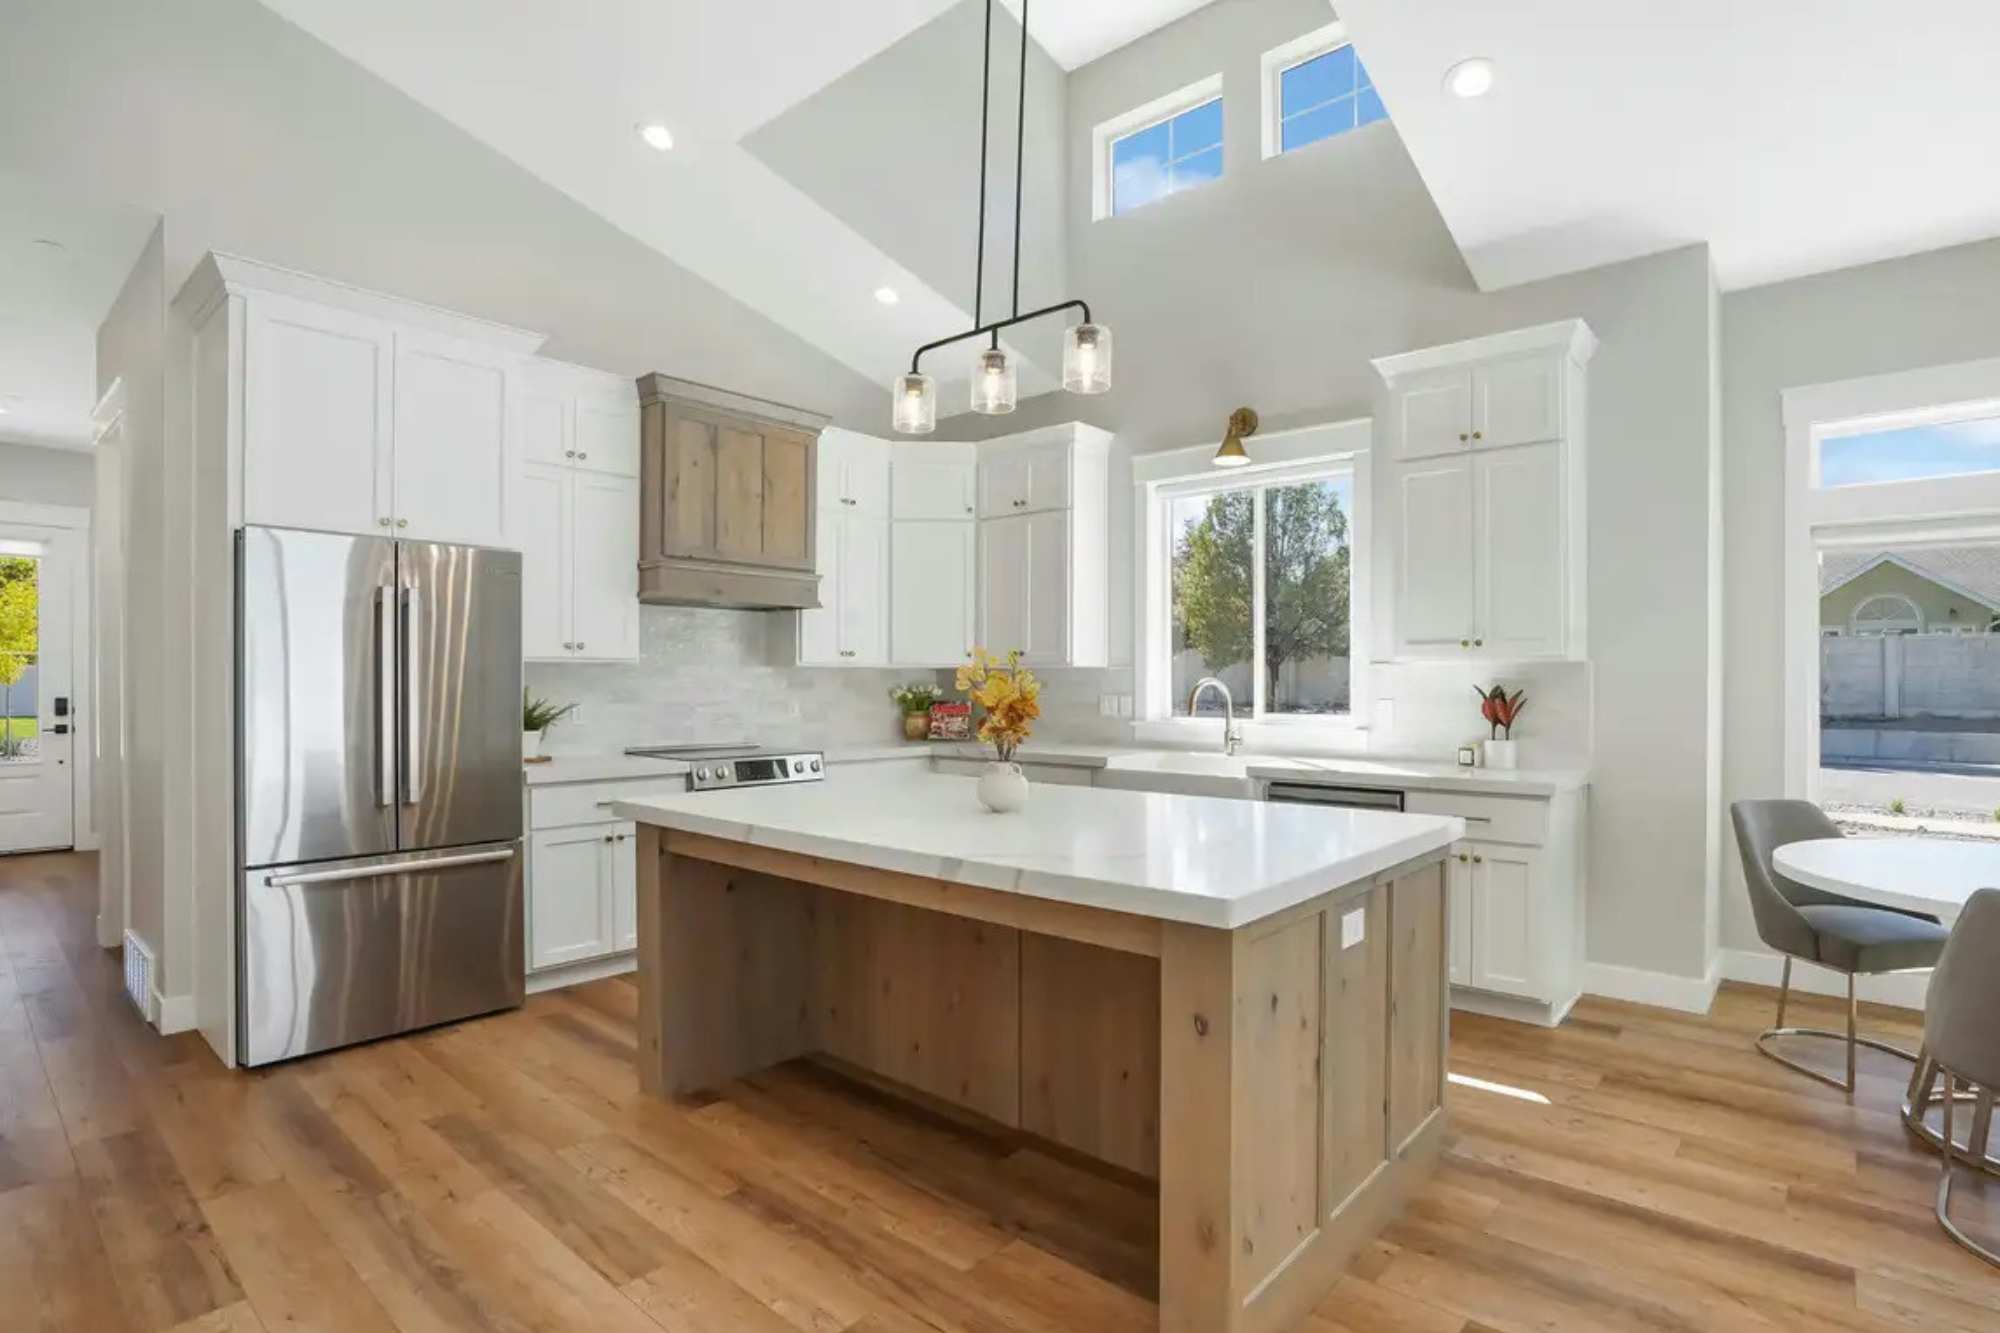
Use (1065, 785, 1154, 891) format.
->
(636, 373, 829, 433)
(173, 252, 546, 355)
(1371, 318, 1597, 383)
(972, 421, 1114, 456)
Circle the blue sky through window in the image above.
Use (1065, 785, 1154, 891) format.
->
(1820, 415, 2000, 488)
(1112, 96, 1224, 215)
(1279, 44, 1386, 154)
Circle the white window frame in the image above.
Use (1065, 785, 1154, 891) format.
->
(1133, 418, 1372, 744)
(1782, 353, 2000, 799)
(1091, 73, 1224, 222)
(1260, 20, 1367, 161)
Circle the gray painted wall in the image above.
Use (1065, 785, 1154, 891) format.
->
(0, 442, 93, 509)
(747, 0, 1068, 341)
(1720, 232, 2000, 957)
(0, 0, 882, 430)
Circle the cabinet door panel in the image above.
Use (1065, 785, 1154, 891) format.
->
(797, 508, 841, 665)
(844, 435, 890, 517)
(892, 455, 976, 520)
(1023, 443, 1072, 513)
(838, 513, 889, 665)
(612, 821, 638, 952)
(571, 473, 640, 661)
(978, 453, 1031, 518)
(243, 295, 394, 536)
(1395, 460, 1475, 654)
(978, 514, 1030, 652)
(575, 398, 640, 477)
(713, 427, 767, 561)
(662, 415, 716, 557)
(1023, 510, 1070, 663)
(1447, 852, 1473, 988)
(761, 429, 814, 567)
(1474, 355, 1562, 449)
(1395, 370, 1473, 460)
(891, 520, 975, 665)
(519, 463, 571, 661)
(394, 333, 512, 548)
(1470, 845, 1541, 999)
(521, 390, 570, 468)
(529, 827, 614, 970)
(1476, 444, 1565, 657)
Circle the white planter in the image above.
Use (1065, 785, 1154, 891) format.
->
(976, 761, 1030, 813)
(1484, 738, 1518, 770)
(523, 728, 544, 760)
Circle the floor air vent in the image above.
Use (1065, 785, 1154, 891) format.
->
(122, 930, 155, 1023)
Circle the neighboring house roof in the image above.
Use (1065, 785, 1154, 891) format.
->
(1820, 547, 2000, 612)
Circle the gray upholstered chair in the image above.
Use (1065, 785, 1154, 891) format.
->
(1730, 800, 1949, 1093)
(1919, 887, 2000, 1267)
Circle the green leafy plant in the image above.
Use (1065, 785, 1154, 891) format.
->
(1888, 797, 1907, 816)
(888, 683, 943, 716)
(523, 690, 577, 734)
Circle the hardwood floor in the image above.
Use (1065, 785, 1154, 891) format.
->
(2, 849, 1995, 1332)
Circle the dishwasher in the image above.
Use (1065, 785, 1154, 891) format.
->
(1264, 782, 1405, 812)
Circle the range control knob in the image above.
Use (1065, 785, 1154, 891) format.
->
(810, 758, 822, 772)
(793, 759, 805, 774)
(695, 767, 710, 781)
(715, 765, 732, 782)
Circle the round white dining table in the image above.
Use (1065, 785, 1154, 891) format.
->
(1772, 836, 2000, 923)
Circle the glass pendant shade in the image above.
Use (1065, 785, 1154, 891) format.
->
(971, 347, 1017, 414)
(891, 372, 937, 434)
(1062, 323, 1112, 394)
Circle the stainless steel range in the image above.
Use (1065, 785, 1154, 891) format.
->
(623, 743, 825, 791)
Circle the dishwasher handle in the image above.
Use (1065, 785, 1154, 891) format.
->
(1264, 782, 1405, 811)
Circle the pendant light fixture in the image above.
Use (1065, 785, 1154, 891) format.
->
(892, 0, 1109, 432)
(1213, 407, 1258, 468)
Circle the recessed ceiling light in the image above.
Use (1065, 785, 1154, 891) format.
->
(873, 286, 900, 306)
(636, 122, 675, 152)
(1444, 57, 1495, 99)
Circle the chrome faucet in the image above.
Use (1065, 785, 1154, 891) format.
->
(1186, 676, 1243, 755)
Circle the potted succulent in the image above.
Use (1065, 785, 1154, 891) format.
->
(1475, 684, 1527, 769)
(522, 690, 577, 760)
(955, 648, 1041, 812)
(887, 682, 944, 742)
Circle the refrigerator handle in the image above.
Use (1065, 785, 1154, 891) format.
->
(376, 586, 396, 807)
(401, 585, 423, 805)
(263, 845, 516, 888)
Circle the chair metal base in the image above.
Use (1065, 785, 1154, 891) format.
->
(1754, 957, 1915, 1095)
(1935, 1070, 2000, 1269)
(1907, 1049, 2000, 1177)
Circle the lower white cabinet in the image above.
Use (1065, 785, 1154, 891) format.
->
(528, 822, 634, 971)
(1452, 841, 1542, 998)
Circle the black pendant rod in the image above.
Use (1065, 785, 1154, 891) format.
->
(972, 0, 991, 329)
(1010, 0, 1028, 321)
(909, 299, 1092, 375)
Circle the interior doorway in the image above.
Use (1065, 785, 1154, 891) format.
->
(0, 512, 83, 853)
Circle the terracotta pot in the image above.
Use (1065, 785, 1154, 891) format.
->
(976, 762, 1029, 813)
(902, 711, 930, 742)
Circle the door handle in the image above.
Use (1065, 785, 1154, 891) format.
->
(265, 845, 516, 888)
(401, 586, 423, 805)
(377, 587, 396, 807)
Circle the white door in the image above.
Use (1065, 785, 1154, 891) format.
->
(891, 521, 975, 666)
(570, 473, 640, 661)
(393, 331, 513, 548)
(1473, 355, 1563, 450)
(574, 396, 640, 477)
(797, 507, 842, 665)
(892, 453, 976, 520)
(528, 825, 615, 970)
(837, 513, 889, 664)
(1394, 459, 1475, 655)
(611, 822, 638, 951)
(0, 529, 76, 853)
(1475, 445, 1565, 657)
(978, 513, 1030, 654)
(1447, 850, 1473, 987)
(519, 463, 570, 660)
(1022, 509, 1070, 663)
(1394, 369, 1473, 460)
(243, 293, 394, 536)
(1470, 844, 1542, 999)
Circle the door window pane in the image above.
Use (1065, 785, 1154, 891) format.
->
(1819, 413, 2000, 488)
(0, 555, 40, 761)
(1170, 491, 1252, 717)
(1263, 479, 1353, 716)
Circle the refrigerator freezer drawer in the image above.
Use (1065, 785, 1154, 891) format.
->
(240, 841, 524, 1066)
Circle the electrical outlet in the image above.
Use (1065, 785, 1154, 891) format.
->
(1116, 694, 1134, 718)
(1098, 693, 1118, 717)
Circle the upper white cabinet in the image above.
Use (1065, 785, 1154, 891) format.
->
(798, 429, 891, 666)
(520, 359, 641, 663)
(818, 428, 891, 516)
(890, 444, 976, 666)
(209, 258, 541, 548)
(975, 424, 1111, 668)
(1373, 320, 1594, 662)
(893, 447, 977, 521)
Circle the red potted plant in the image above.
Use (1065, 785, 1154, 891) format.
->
(1475, 684, 1527, 769)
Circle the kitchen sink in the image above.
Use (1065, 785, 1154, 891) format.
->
(1095, 750, 1258, 798)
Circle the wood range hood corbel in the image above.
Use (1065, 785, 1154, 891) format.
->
(636, 373, 830, 610)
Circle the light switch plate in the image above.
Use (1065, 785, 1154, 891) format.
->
(1117, 694, 1134, 718)
(1098, 693, 1118, 717)
(1340, 908, 1366, 950)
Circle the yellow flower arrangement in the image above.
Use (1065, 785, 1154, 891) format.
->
(954, 648, 1041, 762)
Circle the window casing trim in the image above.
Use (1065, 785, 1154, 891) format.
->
(1091, 73, 1224, 221)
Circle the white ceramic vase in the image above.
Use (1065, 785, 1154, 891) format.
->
(1484, 738, 1518, 770)
(976, 761, 1029, 813)
(523, 728, 544, 760)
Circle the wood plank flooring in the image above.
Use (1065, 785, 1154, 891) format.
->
(2, 849, 1996, 1332)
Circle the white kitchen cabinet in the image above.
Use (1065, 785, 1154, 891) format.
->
(979, 509, 1075, 664)
(393, 329, 515, 548)
(978, 439, 1072, 518)
(893, 447, 976, 520)
(569, 473, 641, 659)
(819, 428, 890, 516)
(528, 824, 619, 970)
(891, 520, 975, 665)
(575, 396, 641, 477)
(1374, 320, 1593, 662)
(972, 424, 1111, 667)
(1466, 842, 1541, 998)
(612, 822, 638, 951)
(1446, 854, 1473, 988)
(798, 508, 889, 665)
(521, 359, 642, 663)
(519, 463, 570, 660)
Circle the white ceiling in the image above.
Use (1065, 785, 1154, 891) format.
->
(0, 171, 158, 450)
(995, 0, 1217, 70)
(1337, 0, 2000, 291)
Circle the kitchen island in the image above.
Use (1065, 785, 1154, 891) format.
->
(616, 768, 1462, 1333)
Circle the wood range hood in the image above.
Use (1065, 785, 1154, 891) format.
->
(636, 373, 829, 611)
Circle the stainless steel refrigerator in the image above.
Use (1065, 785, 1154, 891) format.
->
(237, 525, 525, 1066)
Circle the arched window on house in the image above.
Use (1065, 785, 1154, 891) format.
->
(1849, 592, 1924, 636)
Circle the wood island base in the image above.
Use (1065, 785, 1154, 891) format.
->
(635, 826, 1450, 1333)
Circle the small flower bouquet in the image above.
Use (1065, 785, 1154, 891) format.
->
(888, 682, 944, 741)
(955, 648, 1041, 761)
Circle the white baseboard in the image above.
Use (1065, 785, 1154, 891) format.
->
(525, 952, 636, 995)
(1718, 948, 1928, 1012)
(1582, 958, 1723, 1015)
(152, 990, 198, 1034)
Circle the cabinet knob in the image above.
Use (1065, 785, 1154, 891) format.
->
(1474, 638, 1484, 647)
(1472, 854, 1484, 864)
(396, 518, 409, 528)
(603, 834, 615, 843)
(1458, 853, 1469, 863)
(1460, 639, 1471, 649)
(565, 449, 575, 458)
(378, 517, 391, 527)
(578, 451, 589, 460)
(1458, 432, 1469, 442)
(1472, 431, 1483, 441)
(575, 642, 585, 651)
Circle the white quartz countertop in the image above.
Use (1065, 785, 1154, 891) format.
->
(613, 768, 1463, 930)
(937, 742, 1587, 796)
(523, 753, 693, 785)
